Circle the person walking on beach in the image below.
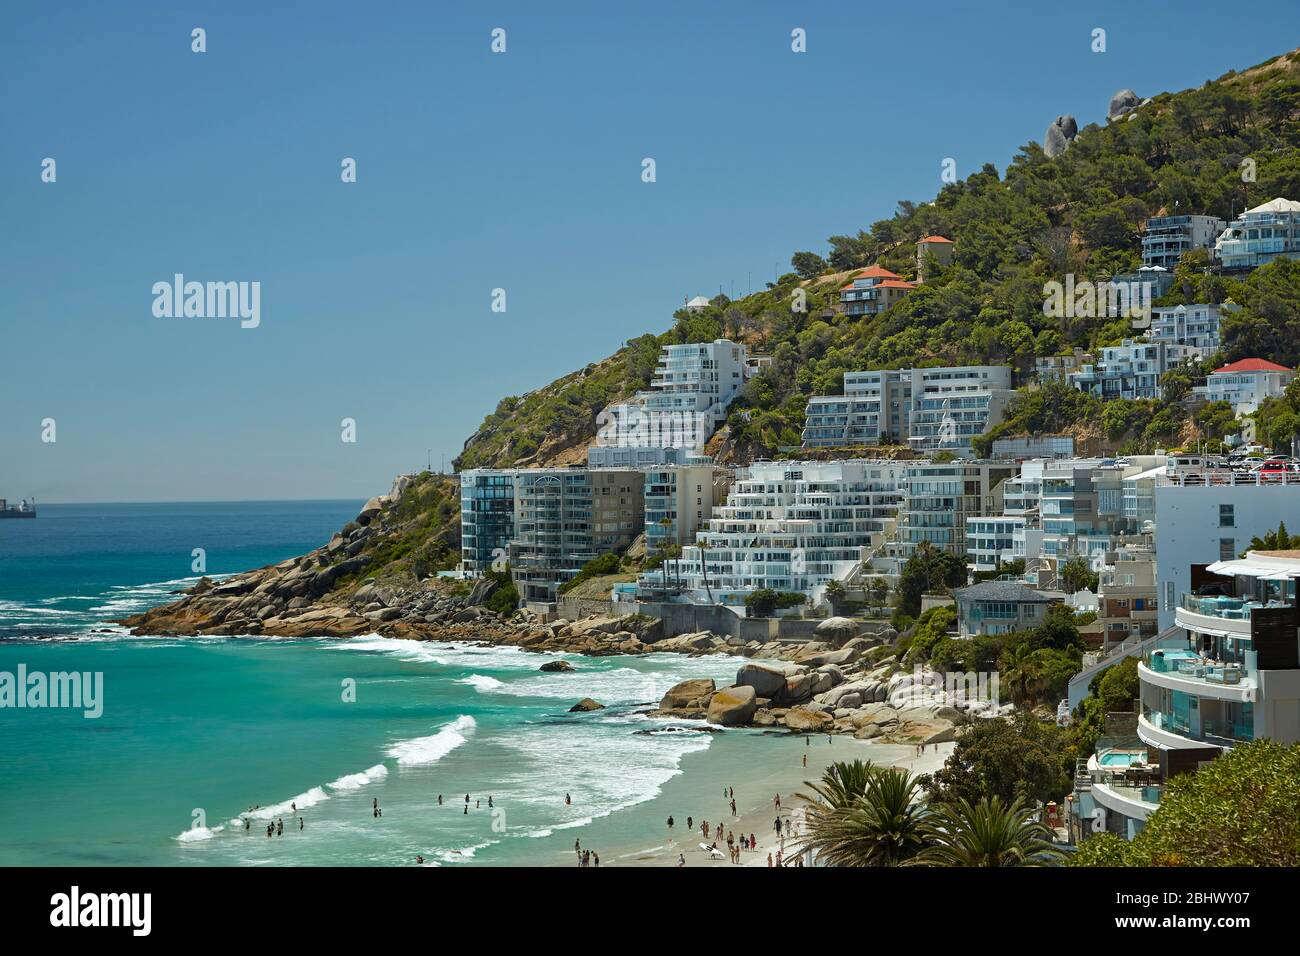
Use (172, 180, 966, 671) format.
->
(593, 853, 600, 868)
(774, 793, 782, 810)
(677, 853, 685, 867)
(802, 753, 807, 768)
(774, 816, 782, 836)
(767, 852, 773, 867)
(750, 831, 756, 851)
(730, 798, 736, 816)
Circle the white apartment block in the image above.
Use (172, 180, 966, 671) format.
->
(1191, 358, 1295, 415)
(1154, 477, 1300, 631)
(1068, 340, 1198, 401)
(891, 460, 1016, 563)
(638, 459, 908, 607)
(801, 365, 1013, 454)
(1214, 197, 1300, 271)
(1147, 303, 1236, 351)
(598, 339, 748, 451)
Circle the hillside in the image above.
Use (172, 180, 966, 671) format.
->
(456, 48, 1300, 468)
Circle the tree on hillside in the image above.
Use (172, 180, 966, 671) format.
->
(790, 251, 828, 279)
(895, 542, 967, 618)
(1060, 555, 1099, 594)
(923, 714, 1076, 809)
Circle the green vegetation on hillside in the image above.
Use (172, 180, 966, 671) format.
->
(455, 51, 1300, 467)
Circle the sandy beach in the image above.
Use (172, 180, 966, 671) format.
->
(555, 731, 956, 868)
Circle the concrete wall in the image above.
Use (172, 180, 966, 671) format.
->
(557, 596, 615, 620)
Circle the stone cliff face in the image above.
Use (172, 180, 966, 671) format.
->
(121, 472, 462, 637)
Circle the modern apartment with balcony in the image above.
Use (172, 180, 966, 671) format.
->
(801, 365, 1012, 453)
(1068, 339, 1198, 400)
(1214, 197, 1300, 271)
(892, 461, 1014, 563)
(459, 468, 517, 576)
(1147, 303, 1236, 351)
(638, 459, 907, 607)
(952, 580, 1059, 637)
(1154, 477, 1300, 631)
(597, 339, 748, 452)
(839, 265, 916, 317)
(507, 468, 645, 603)
(643, 464, 730, 554)
(1139, 214, 1225, 270)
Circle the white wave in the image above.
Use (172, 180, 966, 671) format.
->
(328, 764, 389, 791)
(175, 823, 224, 843)
(231, 785, 331, 825)
(436, 840, 496, 864)
(457, 674, 503, 692)
(386, 715, 476, 767)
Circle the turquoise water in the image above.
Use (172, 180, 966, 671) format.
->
(0, 502, 791, 867)
(1098, 751, 1142, 768)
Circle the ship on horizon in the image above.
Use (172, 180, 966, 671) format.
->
(0, 497, 37, 519)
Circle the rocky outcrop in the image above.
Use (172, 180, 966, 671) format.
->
(1108, 88, 1140, 121)
(814, 616, 859, 647)
(658, 678, 716, 712)
(1043, 115, 1078, 158)
(568, 698, 605, 712)
(539, 660, 575, 672)
(706, 685, 757, 726)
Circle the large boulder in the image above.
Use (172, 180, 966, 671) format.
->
(794, 645, 861, 668)
(539, 660, 575, 673)
(814, 616, 860, 647)
(707, 685, 757, 726)
(1043, 115, 1078, 158)
(1108, 88, 1139, 121)
(735, 663, 791, 699)
(659, 678, 716, 710)
(775, 672, 815, 707)
(568, 698, 605, 713)
(783, 707, 834, 732)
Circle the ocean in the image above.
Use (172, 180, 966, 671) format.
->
(0, 501, 847, 867)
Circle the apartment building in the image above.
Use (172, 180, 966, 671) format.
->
(598, 339, 748, 451)
(1076, 548, 1300, 843)
(839, 265, 916, 317)
(1214, 197, 1300, 271)
(1191, 357, 1295, 415)
(892, 461, 1015, 562)
(638, 459, 907, 607)
(907, 366, 1015, 454)
(459, 468, 516, 575)
(1147, 303, 1236, 351)
(643, 464, 730, 553)
(1097, 549, 1159, 649)
(508, 468, 645, 603)
(1153, 476, 1300, 631)
(1068, 339, 1198, 400)
(801, 365, 1013, 453)
(965, 515, 1033, 573)
(1139, 214, 1225, 270)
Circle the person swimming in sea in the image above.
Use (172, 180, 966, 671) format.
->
(416, 855, 424, 865)
(488, 796, 493, 808)
(243, 817, 250, 831)
(565, 793, 571, 806)
(299, 817, 304, 831)
(276, 818, 283, 836)
(438, 794, 443, 805)
(266, 823, 273, 838)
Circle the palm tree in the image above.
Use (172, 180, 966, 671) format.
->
(1000, 643, 1047, 707)
(909, 795, 1064, 867)
(797, 765, 929, 866)
(797, 759, 876, 809)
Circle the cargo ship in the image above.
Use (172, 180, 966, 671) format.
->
(0, 498, 37, 519)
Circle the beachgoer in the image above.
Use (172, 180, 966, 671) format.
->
(438, 794, 443, 805)
(299, 817, 304, 831)
(686, 816, 693, 830)
(767, 852, 773, 867)
(730, 798, 736, 816)
(243, 817, 250, 831)
(667, 815, 674, 829)
(565, 793, 571, 806)
(677, 853, 685, 867)
(416, 855, 424, 865)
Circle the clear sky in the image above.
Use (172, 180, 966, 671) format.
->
(2, 1, 1297, 502)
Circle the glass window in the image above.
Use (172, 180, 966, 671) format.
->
(1219, 504, 1235, 528)
(1219, 537, 1236, 561)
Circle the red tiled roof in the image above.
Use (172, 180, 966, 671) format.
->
(854, 265, 900, 279)
(1213, 358, 1293, 374)
(918, 235, 953, 244)
(876, 279, 917, 289)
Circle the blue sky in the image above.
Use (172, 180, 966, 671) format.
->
(2, 1, 1297, 502)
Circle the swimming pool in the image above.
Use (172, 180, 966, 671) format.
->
(1099, 750, 1145, 768)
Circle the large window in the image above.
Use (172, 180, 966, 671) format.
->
(1219, 537, 1236, 562)
(1219, 503, 1235, 528)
